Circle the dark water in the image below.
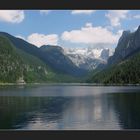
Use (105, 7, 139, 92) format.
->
(0, 84, 140, 130)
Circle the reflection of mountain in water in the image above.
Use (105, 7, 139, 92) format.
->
(60, 95, 121, 130)
(112, 93, 140, 129)
(0, 94, 121, 130)
(1, 91, 140, 130)
(0, 97, 71, 129)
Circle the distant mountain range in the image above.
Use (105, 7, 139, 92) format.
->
(39, 45, 86, 76)
(64, 47, 114, 70)
(89, 25, 140, 84)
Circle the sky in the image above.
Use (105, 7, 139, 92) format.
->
(0, 10, 140, 48)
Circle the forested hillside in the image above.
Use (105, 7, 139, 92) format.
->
(89, 52, 140, 84)
(0, 35, 24, 83)
(0, 34, 85, 83)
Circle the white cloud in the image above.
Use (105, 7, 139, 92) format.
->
(133, 15, 140, 19)
(61, 23, 122, 45)
(27, 33, 58, 47)
(71, 10, 96, 15)
(0, 10, 24, 23)
(105, 10, 129, 27)
(85, 22, 92, 27)
(40, 10, 50, 15)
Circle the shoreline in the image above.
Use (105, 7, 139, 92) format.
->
(0, 82, 140, 86)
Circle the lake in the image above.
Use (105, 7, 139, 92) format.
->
(0, 84, 140, 130)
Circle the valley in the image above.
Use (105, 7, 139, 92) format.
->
(0, 25, 140, 84)
(0, 10, 140, 131)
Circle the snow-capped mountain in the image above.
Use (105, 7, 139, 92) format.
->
(63, 46, 114, 71)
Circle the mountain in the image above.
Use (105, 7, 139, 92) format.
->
(0, 35, 23, 83)
(100, 48, 110, 60)
(0, 35, 52, 83)
(0, 32, 86, 77)
(0, 32, 88, 83)
(89, 26, 140, 84)
(89, 51, 140, 84)
(40, 45, 86, 76)
(108, 26, 140, 65)
(64, 47, 114, 71)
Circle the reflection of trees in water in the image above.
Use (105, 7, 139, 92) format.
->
(112, 93, 140, 129)
(0, 96, 70, 129)
(1, 92, 140, 130)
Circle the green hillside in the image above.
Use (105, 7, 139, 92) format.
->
(0, 35, 23, 83)
(89, 52, 140, 84)
(0, 35, 85, 83)
(15, 48, 52, 83)
(0, 35, 56, 83)
(0, 32, 86, 77)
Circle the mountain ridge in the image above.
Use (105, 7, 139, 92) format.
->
(64, 46, 114, 70)
(0, 32, 86, 77)
(89, 25, 140, 84)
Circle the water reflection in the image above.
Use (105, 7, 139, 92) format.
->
(0, 95, 121, 130)
(0, 85, 140, 130)
(59, 95, 121, 130)
(112, 93, 140, 129)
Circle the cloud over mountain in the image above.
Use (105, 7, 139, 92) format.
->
(27, 33, 58, 47)
(61, 23, 122, 45)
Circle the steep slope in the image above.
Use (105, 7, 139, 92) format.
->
(108, 26, 140, 65)
(15, 48, 51, 83)
(0, 35, 24, 83)
(89, 52, 140, 84)
(40, 45, 87, 76)
(0, 35, 54, 83)
(0, 32, 86, 76)
(100, 48, 110, 60)
(89, 26, 140, 84)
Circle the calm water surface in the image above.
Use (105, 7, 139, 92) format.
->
(0, 84, 140, 130)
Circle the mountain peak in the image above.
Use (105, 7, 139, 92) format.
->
(117, 30, 131, 45)
(108, 25, 140, 65)
(122, 30, 131, 36)
(137, 25, 140, 31)
(40, 45, 64, 52)
(41, 45, 58, 48)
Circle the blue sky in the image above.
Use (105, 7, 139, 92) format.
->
(0, 10, 140, 48)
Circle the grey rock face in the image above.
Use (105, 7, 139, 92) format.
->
(108, 26, 140, 65)
(100, 48, 109, 60)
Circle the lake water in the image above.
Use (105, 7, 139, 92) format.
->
(0, 84, 140, 130)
